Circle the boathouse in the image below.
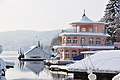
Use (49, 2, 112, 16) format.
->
(21, 41, 50, 59)
(67, 50, 120, 80)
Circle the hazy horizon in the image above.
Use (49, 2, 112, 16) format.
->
(0, 29, 61, 32)
(0, 0, 109, 32)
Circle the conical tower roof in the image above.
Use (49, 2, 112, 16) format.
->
(79, 14, 94, 23)
(71, 11, 106, 24)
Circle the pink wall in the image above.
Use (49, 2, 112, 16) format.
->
(62, 35, 107, 46)
(59, 23, 107, 60)
(96, 24, 105, 33)
(73, 24, 105, 33)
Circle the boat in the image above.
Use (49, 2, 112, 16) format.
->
(0, 58, 15, 79)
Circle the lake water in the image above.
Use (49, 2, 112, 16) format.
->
(0, 51, 72, 80)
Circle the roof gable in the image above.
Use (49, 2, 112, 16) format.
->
(25, 46, 49, 55)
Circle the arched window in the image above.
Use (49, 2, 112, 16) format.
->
(81, 27, 86, 32)
(66, 37, 71, 43)
(81, 37, 86, 46)
(72, 50, 77, 58)
(89, 37, 94, 44)
(88, 28, 92, 32)
(73, 37, 78, 43)
(65, 50, 70, 58)
(72, 50, 77, 53)
(96, 38, 101, 44)
(65, 50, 69, 52)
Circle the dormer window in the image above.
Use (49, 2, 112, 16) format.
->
(81, 27, 86, 32)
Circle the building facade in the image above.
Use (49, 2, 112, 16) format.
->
(53, 12, 114, 60)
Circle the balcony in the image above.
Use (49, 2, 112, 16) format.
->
(60, 31, 109, 37)
(62, 28, 77, 33)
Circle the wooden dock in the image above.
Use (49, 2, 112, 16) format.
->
(45, 59, 74, 66)
(48, 65, 117, 80)
(20, 58, 46, 61)
(5, 61, 15, 69)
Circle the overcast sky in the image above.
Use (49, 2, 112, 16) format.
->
(0, 0, 109, 32)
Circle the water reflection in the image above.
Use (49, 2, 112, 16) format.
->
(19, 61, 45, 76)
(18, 60, 70, 80)
(25, 61, 45, 76)
(18, 61, 24, 70)
(2, 51, 74, 80)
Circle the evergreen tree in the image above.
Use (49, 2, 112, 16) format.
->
(102, 0, 120, 42)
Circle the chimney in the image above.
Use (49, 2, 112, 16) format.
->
(38, 41, 40, 47)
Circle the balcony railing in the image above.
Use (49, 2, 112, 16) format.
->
(62, 28, 107, 34)
(62, 29, 77, 33)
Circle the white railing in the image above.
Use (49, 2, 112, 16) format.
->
(62, 29, 76, 33)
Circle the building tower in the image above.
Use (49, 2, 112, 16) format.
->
(53, 12, 114, 60)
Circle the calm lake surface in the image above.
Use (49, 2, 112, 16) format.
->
(0, 51, 72, 80)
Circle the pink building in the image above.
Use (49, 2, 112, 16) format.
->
(53, 12, 114, 60)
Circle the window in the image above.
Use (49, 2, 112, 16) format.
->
(72, 50, 77, 53)
(89, 38, 94, 44)
(77, 26, 80, 32)
(66, 37, 71, 43)
(81, 37, 86, 46)
(88, 28, 92, 32)
(73, 37, 78, 43)
(65, 50, 70, 58)
(65, 50, 69, 52)
(96, 38, 101, 44)
(65, 54, 70, 58)
(81, 27, 86, 32)
(94, 26, 97, 32)
(72, 50, 77, 58)
(72, 54, 77, 58)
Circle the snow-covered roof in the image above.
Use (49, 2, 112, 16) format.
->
(59, 32, 110, 37)
(80, 51, 99, 54)
(71, 15, 106, 24)
(21, 46, 36, 53)
(53, 45, 114, 49)
(20, 46, 48, 56)
(67, 50, 120, 73)
(25, 46, 49, 55)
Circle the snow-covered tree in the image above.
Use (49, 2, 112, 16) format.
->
(102, 0, 120, 42)
(50, 34, 61, 47)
